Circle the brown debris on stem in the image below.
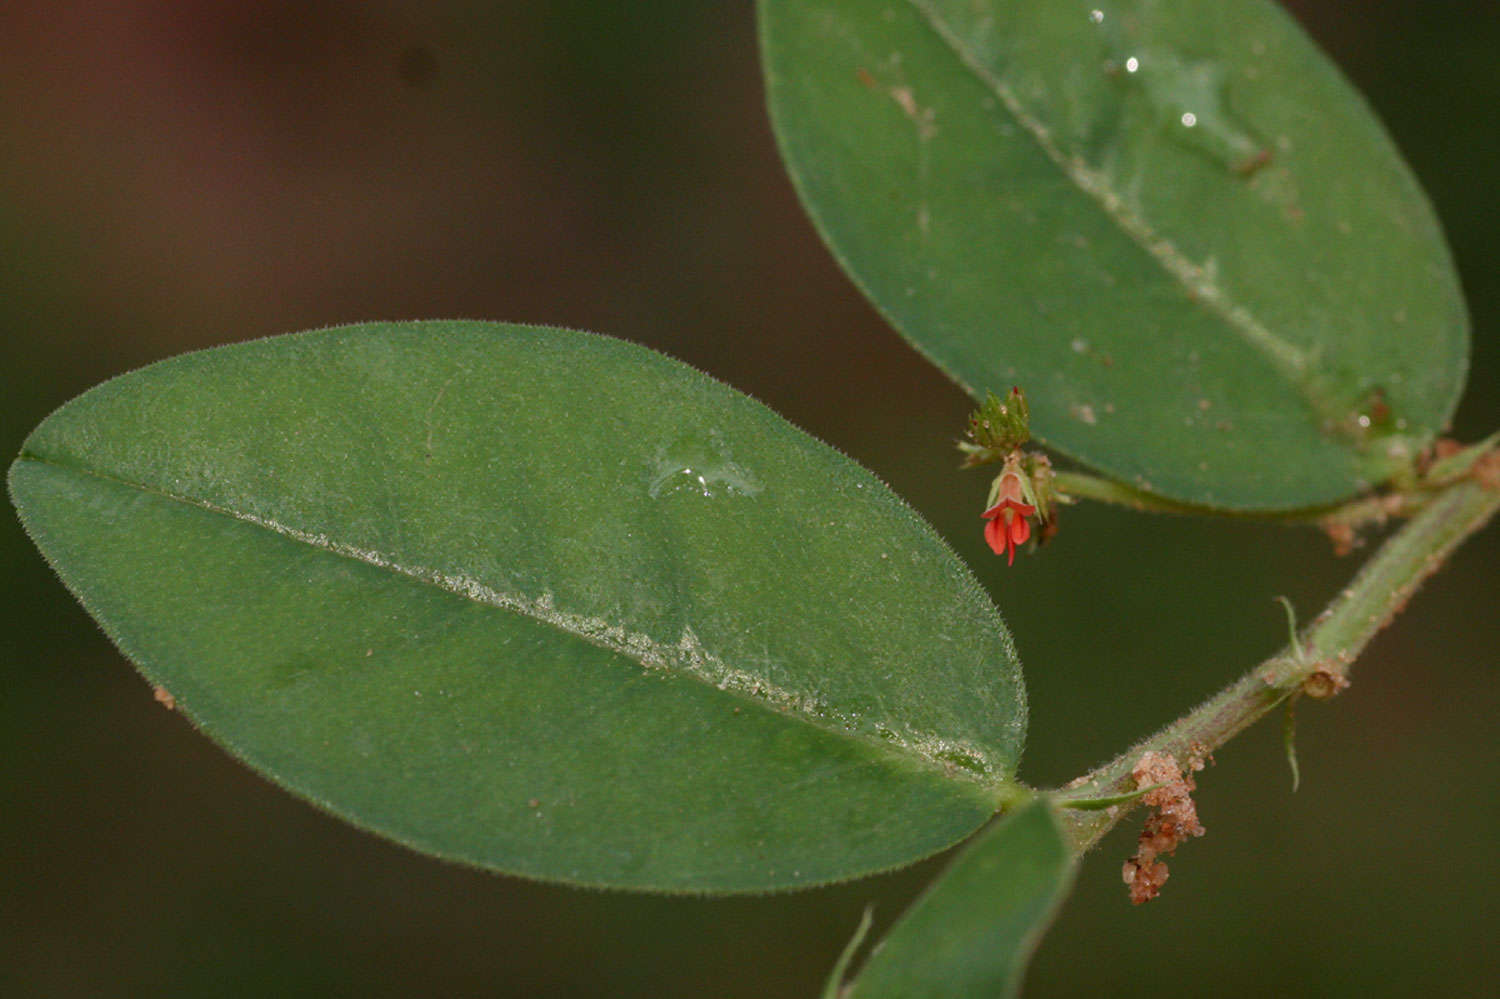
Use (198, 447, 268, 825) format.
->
(1474, 449, 1500, 492)
(1302, 665, 1351, 700)
(1122, 751, 1206, 905)
(1321, 519, 1360, 557)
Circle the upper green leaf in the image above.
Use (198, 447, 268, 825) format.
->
(840, 797, 1076, 998)
(8, 322, 1024, 893)
(760, 0, 1468, 509)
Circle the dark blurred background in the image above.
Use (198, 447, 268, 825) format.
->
(3, 3, 1495, 996)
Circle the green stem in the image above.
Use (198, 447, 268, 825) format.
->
(1057, 470, 1500, 853)
(1050, 470, 1400, 525)
(1050, 434, 1500, 529)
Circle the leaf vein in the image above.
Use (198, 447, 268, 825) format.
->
(904, 0, 1318, 393)
(21, 453, 1004, 785)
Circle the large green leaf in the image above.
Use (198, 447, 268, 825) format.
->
(837, 798, 1075, 998)
(7, 322, 1024, 893)
(761, 0, 1468, 509)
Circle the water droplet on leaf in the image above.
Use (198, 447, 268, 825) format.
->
(648, 430, 763, 499)
(1114, 46, 1270, 174)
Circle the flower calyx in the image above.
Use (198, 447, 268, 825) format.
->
(959, 387, 1030, 468)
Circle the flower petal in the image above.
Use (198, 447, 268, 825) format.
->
(984, 514, 1009, 556)
(980, 498, 1037, 520)
(1010, 513, 1031, 546)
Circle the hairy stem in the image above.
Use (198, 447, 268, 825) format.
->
(1051, 470, 1400, 525)
(1055, 463, 1500, 853)
(1050, 433, 1500, 529)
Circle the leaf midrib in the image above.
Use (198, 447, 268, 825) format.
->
(16, 449, 1009, 792)
(901, 0, 1340, 418)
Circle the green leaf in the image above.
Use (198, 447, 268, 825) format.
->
(7, 322, 1024, 893)
(760, 0, 1468, 509)
(840, 798, 1075, 999)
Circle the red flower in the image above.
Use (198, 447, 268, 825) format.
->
(981, 470, 1037, 566)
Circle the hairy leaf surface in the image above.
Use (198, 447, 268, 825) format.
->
(761, 0, 1468, 508)
(841, 798, 1075, 998)
(9, 322, 1025, 892)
